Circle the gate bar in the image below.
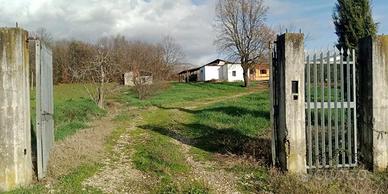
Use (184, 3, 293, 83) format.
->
(306, 102, 356, 109)
(340, 49, 346, 166)
(306, 163, 357, 170)
(334, 51, 339, 166)
(327, 51, 332, 166)
(320, 52, 326, 166)
(346, 50, 352, 164)
(313, 53, 319, 167)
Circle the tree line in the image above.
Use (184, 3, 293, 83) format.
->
(31, 29, 186, 106)
(45, 34, 185, 85)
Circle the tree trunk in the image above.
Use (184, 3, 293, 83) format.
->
(243, 68, 250, 87)
(98, 85, 104, 109)
(98, 65, 105, 109)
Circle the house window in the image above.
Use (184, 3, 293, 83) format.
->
(260, 70, 267, 75)
(232, 71, 237, 77)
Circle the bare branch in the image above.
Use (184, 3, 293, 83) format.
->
(214, 0, 275, 86)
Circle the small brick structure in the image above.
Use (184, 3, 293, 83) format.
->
(123, 71, 153, 86)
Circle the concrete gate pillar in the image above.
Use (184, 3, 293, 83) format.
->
(0, 28, 32, 191)
(359, 35, 388, 172)
(271, 33, 306, 173)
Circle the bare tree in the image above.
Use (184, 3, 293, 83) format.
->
(161, 35, 184, 65)
(126, 41, 171, 99)
(159, 35, 185, 79)
(215, 0, 274, 87)
(79, 39, 119, 109)
(35, 27, 54, 48)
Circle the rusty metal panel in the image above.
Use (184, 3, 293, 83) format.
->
(32, 39, 54, 180)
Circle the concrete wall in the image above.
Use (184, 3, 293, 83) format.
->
(359, 35, 388, 172)
(0, 28, 32, 191)
(272, 33, 306, 173)
(124, 72, 153, 86)
(124, 72, 135, 86)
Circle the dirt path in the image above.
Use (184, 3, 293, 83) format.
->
(45, 102, 120, 181)
(83, 92, 259, 193)
(83, 112, 154, 194)
(177, 141, 240, 194)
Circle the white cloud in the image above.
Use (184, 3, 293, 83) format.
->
(0, 0, 218, 66)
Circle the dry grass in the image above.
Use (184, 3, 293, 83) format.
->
(268, 168, 387, 194)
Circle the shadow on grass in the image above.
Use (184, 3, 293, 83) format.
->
(139, 123, 272, 165)
(139, 91, 272, 164)
(154, 105, 270, 120)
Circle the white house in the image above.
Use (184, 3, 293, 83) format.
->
(197, 59, 247, 82)
(219, 63, 246, 82)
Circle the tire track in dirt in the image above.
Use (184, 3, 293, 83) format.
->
(83, 109, 155, 194)
(172, 140, 241, 194)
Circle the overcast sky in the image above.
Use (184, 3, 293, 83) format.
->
(0, 0, 387, 66)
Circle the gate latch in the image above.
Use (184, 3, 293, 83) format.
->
(42, 111, 53, 121)
(292, 81, 299, 100)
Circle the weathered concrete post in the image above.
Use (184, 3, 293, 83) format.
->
(271, 33, 306, 173)
(359, 35, 388, 172)
(0, 28, 32, 191)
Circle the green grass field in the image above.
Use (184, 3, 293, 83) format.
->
(31, 84, 106, 141)
(120, 81, 259, 107)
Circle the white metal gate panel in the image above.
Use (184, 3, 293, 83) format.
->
(33, 39, 54, 179)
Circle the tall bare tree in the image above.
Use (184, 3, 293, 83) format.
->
(159, 35, 185, 79)
(79, 38, 120, 109)
(161, 35, 184, 65)
(215, 0, 274, 87)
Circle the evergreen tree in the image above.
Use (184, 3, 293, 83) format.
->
(333, 0, 377, 52)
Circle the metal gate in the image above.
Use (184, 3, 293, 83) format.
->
(31, 39, 54, 179)
(305, 49, 357, 170)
